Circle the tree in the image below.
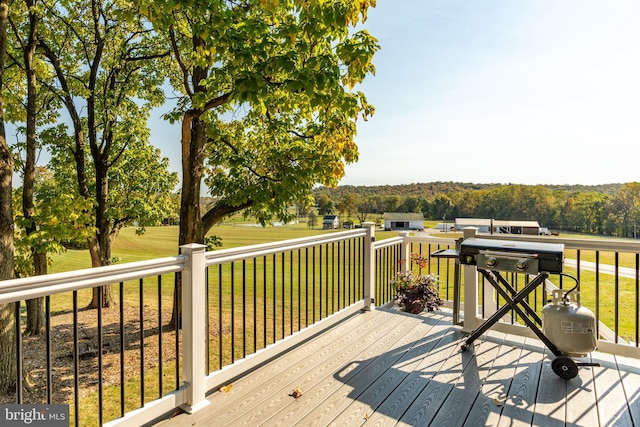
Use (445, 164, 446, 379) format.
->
(141, 0, 378, 327)
(608, 183, 640, 237)
(338, 193, 358, 218)
(307, 210, 317, 229)
(8, 0, 62, 335)
(427, 194, 454, 220)
(39, 0, 172, 307)
(383, 195, 400, 213)
(356, 195, 375, 223)
(0, 0, 17, 395)
(317, 194, 334, 215)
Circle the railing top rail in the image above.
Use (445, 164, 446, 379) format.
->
(0, 256, 185, 304)
(374, 236, 403, 250)
(205, 228, 368, 265)
(472, 233, 640, 253)
(405, 235, 458, 246)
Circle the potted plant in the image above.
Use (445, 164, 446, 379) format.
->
(390, 254, 443, 314)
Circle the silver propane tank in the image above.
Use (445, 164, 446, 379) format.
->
(542, 289, 597, 357)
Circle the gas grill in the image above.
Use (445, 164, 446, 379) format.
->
(459, 238, 564, 275)
(434, 237, 598, 379)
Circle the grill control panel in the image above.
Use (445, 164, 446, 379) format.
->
(476, 251, 539, 275)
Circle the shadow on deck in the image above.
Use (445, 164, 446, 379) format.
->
(150, 308, 640, 427)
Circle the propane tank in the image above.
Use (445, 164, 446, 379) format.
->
(542, 289, 597, 357)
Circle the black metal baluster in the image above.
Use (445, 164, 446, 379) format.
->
(325, 244, 329, 317)
(636, 253, 639, 347)
(281, 252, 285, 340)
(174, 273, 180, 389)
(305, 247, 309, 327)
(289, 249, 300, 335)
(331, 242, 336, 313)
(312, 246, 316, 323)
(615, 252, 620, 343)
(45, 296, 52, 404)
(158, 275, 164, 395)
(139, 278, 145, 406)
(98, 286, 104, 425)
(218, 265, 223, 370)
(253, 258, 257, 353)
(242, 260, 246, 358)
(297, 250, 301, 331)
(272, 254, 276, 343)
(337, 242, 341, 309)
(375, 250, 380, 305)
(347, 240, 351, 304)
(263, 256, 267, 349)
(342, 241, 347, 308)
(205, 268, 209, 374)
(73, 291, 79, 427)
(15, 302, 22, 404)
(231, 262, 235, 363)
(119, 282, 125, 417)
(595, 252, 600, 341)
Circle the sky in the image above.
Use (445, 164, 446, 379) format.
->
(151, 1, 640, 187)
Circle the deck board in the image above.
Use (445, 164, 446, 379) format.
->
(616, 354, 640, 426)
(463, 332, 524, 427)
(150, 308, 640, 427)
(592, 352, 634, 426)
(497, 337, 544, 427)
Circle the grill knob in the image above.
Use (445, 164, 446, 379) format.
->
(515, 259, 528, 271)
(486, 257, 498, 268)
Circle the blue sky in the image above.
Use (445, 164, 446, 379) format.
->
(152, 1, 640, 187)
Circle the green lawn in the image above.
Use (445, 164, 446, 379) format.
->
(49, 223, 401, 272)
(41, 223, 640, 425)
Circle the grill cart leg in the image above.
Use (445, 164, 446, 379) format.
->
(460, 272, 562, 355)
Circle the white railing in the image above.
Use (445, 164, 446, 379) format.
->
(1, 224, 640, 426)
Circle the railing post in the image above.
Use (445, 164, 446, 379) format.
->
(399, 231, 411, 273)
(462, 227, 479, 332)
(363, 222, 376, 311)
(179, 243, 210, 413)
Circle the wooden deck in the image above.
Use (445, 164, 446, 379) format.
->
(151, 308, 640, 426)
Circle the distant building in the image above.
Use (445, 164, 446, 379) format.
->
(384, 212, 424, 231)
(455, 218, 541, 235)
(322, 215, 340, 229)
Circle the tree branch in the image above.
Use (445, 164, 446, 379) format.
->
(202, 198, 254, 233)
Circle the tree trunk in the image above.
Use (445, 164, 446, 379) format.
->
(0, 303, 16, 394)
(24, 252, 46, 336)
(86, 237, 115, 309)
(0, 0, 17, 395)
(170, 115, 206, 329)
(22, 0, 45, 336)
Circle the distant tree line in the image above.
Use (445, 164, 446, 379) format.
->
(314, 182, 640, 238)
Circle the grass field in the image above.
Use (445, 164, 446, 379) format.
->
(34, 222, 640, 425)
(48, 223, 403, 273)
